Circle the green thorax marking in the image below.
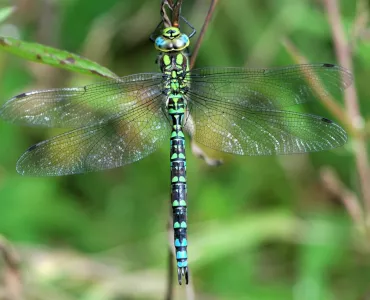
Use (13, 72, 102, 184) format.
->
(155, 27, 190, 97)
(159, 52, 190, 91)
(159, 51, 190, 115)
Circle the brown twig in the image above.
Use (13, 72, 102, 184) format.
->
(323, 0, 370, 219)
(166, 212, 175, 300)
(161, 0, 184, 28)
(166, 251, 174, 300)
(189, 0, 218, 69)
(185, 276, 195, 300)
(320, 167, 363, 225)
(172, 0, 184, 27)
(161, 0, 172, 28)
(350, 0, 369, 52)
(324, 0, 360, 121)
(0, 237, 22, 300)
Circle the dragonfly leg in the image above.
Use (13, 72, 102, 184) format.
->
(180, 15, 196, 38)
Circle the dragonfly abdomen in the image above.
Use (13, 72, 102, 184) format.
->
(168, 94, 188, 285)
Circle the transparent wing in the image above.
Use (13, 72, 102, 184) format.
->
(189, 64, 352, 109)
(16, 95, 170, 176)
(187, 98, 347, 155)
(0, 73, 164, 128)
(186, 64, 350, 155)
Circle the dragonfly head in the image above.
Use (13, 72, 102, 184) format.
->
(155, 27, 190, 52)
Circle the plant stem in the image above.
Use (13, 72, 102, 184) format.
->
(190, 0, 218, 69)
(323, 0, 370, 220)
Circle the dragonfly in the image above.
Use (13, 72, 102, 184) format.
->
(0, 24, 352, 284)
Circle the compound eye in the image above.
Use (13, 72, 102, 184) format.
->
(155, 28, 189, 52)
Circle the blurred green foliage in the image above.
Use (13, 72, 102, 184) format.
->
(0, 0, 368, 299)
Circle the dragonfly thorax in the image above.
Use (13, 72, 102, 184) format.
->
(159, 52, 190, 95)
(155, 27, 190, 52)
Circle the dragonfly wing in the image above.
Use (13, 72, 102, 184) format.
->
(0, 73, 164, 128)
(189, 64, 352, 109)
(186, 93, 347, 155)
(16, 95, 170, 176)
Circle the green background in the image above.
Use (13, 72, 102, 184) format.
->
(0, 0, 368, 299)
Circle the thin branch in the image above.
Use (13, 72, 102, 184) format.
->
(166, 213, 175, 300)
(191, 139, 223, 166)
(323, 0, 370, 217)
(349, 0, 369, 52)
(161, 0, 172, 28)
(324, 0, 360, 121)
(172, 0, 184, 27)
(320, 167, 363, 225)
(189, 0, 218, 69)
(0, 237, 23, 300)
(161, 0, 184, 28)
(185, 277, 196, 300)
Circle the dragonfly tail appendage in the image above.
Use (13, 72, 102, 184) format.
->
(177, 266, 189, 285)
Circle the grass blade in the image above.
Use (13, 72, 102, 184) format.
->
(0, 36, 118, 79)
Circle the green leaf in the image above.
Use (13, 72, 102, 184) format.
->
(0, 6, 15, 24)
(189, 210, 297, 268)
(0, 36, 118, 79)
